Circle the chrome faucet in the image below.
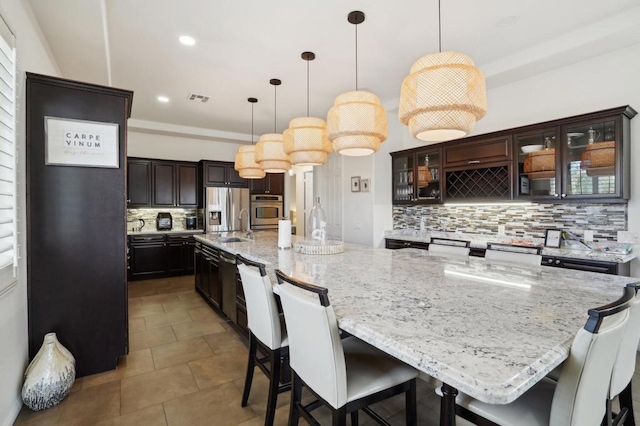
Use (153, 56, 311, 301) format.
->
(238, 209, 253, 239)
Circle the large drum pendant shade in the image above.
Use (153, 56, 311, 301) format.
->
(327, 90, 388, 156)
(399, 52, 486, 143)
(283, 117, 332, 166)
(234, 145, 265, 179)
(255, 133, 290, 173)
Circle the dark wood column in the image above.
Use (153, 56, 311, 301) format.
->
(26, 73, 133, 377)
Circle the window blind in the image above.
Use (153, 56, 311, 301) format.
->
(0, 16, 16, 296)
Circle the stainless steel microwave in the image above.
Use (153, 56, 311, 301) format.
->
(250, 194, 283, 229)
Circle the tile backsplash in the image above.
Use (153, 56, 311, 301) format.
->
(393, 203, 626, 241)
(127, 208, 202, 232)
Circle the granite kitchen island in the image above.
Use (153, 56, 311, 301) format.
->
(194, 232, 635, 425)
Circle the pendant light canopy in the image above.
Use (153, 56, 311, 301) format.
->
(398, 0, 487, 143)
(283, 52, 332, 166)
(327, 11, 388, 157)
(234, 98, 266, 179)
(255, 79, 291, 173)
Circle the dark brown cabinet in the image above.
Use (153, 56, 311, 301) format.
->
(194, 242, 221, 309)
(203, 161, 248, 187)
(127, 158, 200, 208)
(392, 148, 442, 204)
(128, 233, 196, 279)
(391, 106, 635, 204)
(250, 172, 285, 195)
(127, 159, 151, 207)
(152, 161, 176, 207)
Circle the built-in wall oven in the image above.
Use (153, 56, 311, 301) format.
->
(250, 194, 283, 230)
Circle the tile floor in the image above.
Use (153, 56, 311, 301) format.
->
(13, 275, 640, 425)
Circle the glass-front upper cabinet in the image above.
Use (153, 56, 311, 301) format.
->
(561, 118, 619, 199)
(391, 148, 442, 204)
(392, 153, 415, 203)
(514, 128, 559, 200)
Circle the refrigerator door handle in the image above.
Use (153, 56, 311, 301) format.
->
(226, 189, 232, 230)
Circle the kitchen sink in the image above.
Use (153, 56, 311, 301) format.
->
(217, 237, 249, 243)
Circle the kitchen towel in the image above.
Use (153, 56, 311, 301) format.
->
(278, 220, 292, 249)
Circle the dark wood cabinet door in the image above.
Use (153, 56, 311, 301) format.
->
(204, 163, 226, 185)
(152, 162, 176, 206)
(226, 165, 248, 187)
(130, 243, 167, 277)
(250, 176, 268, 193)
(176, 163, 198, 207)
(443, 136, 512, 168)
(127, 159, 151, 207)
(185, 241, 195, 273)
(208, 258, 221, 309)
(167, 242, 184, 273)
(267, 173, 285, 195)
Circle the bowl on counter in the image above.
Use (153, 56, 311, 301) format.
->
(521, 145, 544, 154)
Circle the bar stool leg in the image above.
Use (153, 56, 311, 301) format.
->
(350, 410, 359, 426)
(406, 379, 417, 426)
(619, 382, 636, 426)
(265, 348, 281, 426)
(241, 332, 258, 407)
(332, 406, 347, 426)
(289, 372, 302, 426)
(440, 383, 458, 426)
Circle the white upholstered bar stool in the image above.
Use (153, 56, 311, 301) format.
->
(275, 269, 419, 426)
(428, 237, 471, 257)
(484, 243, 542, 267)
(236, 255, 290, 426)
(436, 286, 634, 426)
(606, 282, 640, 426)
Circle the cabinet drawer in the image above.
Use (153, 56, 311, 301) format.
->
(167, 235, 196, 243)
(444, 137, 512, 167)
(385, 239, 429, 250)
(130, 235, 166, 243)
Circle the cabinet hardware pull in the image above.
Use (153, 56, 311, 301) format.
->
(561, 193, 567, 198)
(555, 260, 561, 265)
(554, 193, 559, 198)
(468, 160, 481, 164)
(127, 199, 131, 203)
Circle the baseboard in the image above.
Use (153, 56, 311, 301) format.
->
(2, 398, 22, 426)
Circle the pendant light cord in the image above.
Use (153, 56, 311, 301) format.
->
(355, 22, 359, 90)
(251, 103, 254, 145)
(273, 84, 277, 132)
(306, 58, 310, 117)
(438, 0, 442, 53)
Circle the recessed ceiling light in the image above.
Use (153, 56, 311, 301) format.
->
(495, 15, 520, 28)
(157, 96, 170, 103)
(179, 35, 196, 46)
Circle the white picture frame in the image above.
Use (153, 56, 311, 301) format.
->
(45, 116, 119, 168)
(351, 176, 361, 192)
(544, 229, 562, 248)
(361, 178, 370, 192)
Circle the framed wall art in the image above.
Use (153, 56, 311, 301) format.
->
(45, 116, 119, 168)
(351, 176, 361, 192)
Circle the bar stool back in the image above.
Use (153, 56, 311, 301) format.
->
(485, 243, 542, 267)
(429, 238, 471, 257)
(237, 255, 289, 426)
(276, 270, 419, 426)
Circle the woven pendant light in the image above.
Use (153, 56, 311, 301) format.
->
(284, 52, 332, 166)
(234, 98, 266, 179)
(255, 79, 290, 173)
(398, 0, 486, 143)
(327, 11, 388, 157)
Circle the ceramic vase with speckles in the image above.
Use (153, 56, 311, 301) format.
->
(22, 333, 76, 411)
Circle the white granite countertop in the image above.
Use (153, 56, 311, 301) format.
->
(127, 229, 204, 236)
(384, 230, 636, 264)
(194, 232, 635, 404)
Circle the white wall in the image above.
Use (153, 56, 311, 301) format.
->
(127, 130, 244, 162)
(0, 0, 60, 424)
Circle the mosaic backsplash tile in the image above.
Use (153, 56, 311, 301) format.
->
(127, 208, 203, 232)
(392, 203, 626, 241)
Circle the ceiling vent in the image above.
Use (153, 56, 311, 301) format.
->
(187, 93, 210, 103)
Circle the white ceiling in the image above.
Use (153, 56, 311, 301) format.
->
(27, 0, 640, 142)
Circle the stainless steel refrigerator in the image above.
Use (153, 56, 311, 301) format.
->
(205, 187, 250, 233)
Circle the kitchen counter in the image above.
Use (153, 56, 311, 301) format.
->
(384, 230, 636, 264)
(194, 231, 633, 405)
(127, 229, 204, 235)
